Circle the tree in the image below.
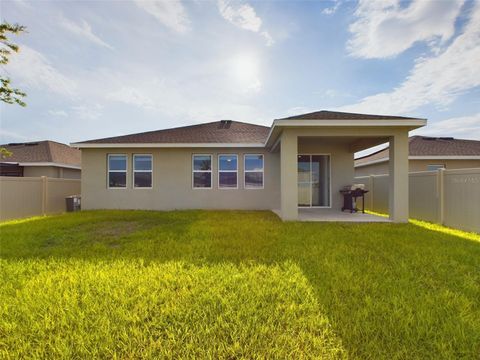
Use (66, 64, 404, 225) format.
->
(1, 22, 27, 107)
(1, 22, 27, 160)
(0, 147, 12, 159)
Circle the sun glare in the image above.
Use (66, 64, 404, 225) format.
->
(231, 54, 261, 92)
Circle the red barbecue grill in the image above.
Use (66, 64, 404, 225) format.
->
(340, 185, 369, 213)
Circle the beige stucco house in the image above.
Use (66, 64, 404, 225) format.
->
(0, 141, 81, 179)
(72, 110, 426, 222)
(355, 136, 480, 176)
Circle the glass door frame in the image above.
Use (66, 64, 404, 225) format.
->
(297, 153, 332, 208)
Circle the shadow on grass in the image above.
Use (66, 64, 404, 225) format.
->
(1, 210, 480, 358)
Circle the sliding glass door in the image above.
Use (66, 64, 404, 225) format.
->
(297, 154, 331, 207)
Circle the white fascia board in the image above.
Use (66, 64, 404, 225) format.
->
(409, 155, 480, 160)
(17, 162, 81, 170)
(354, 155, 480, 167)
(71, 142, 266, 149)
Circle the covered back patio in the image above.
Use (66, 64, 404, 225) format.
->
(266, 113, 426, 222)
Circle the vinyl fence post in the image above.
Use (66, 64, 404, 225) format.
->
(369, 175, 374, 211)
(41, 176, 47, 216)
(437, 168, 445, 225)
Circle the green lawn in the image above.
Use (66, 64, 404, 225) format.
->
(1, 211, 479, 359)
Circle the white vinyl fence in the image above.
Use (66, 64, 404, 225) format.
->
(356, 168, 480, 233)
(0, 176, 81, 221)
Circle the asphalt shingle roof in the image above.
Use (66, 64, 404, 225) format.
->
(75, 111, 424, 145)
(1, 141, 81, 167)
(77, 121, 271, 144)
(279, 110, 423, 121)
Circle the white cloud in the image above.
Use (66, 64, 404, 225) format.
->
(4, 45, 77, 97)
(59, 17, 113, 50)
(261, 31, 274, 47)
(348, 0, 464, 59)
(413, 112, 480, 140)
(71, 104, 103, 120)
(218, 0, 274, 46)
(48, 109, 68, 117)
(340, 2, 480, 115)
(0, 129, 29, 142)
(107, 86, 155, 110)
(134, 0, 190, 33)
(322, 1, 340, 15)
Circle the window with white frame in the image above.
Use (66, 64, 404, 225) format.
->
(218, 154, 238, 189)
(108, 154, 127, 188)
(193, 154, 212, 188)
(244, 154, 264, 189)
(133, 154, 152, 188)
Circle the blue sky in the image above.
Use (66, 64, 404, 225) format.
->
(1, 0, 479, 148)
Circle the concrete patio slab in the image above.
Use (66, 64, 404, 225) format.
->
(273, 209, 390, 222)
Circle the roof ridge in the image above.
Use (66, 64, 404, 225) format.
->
(45, 141, 55, 162)
(279, 110, 425, 121)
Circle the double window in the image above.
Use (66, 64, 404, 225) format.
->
(108, 154, 152, 188)
(133, 154, 152, 188)
(218, 154, 238, 189)
(108, 154, 127, 188)
(244, 154, 264, 189)
(193, 154, 212, 188)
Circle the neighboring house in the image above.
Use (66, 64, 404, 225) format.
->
(355, 136, 480, 176)
(72, 110, 426, 222)
(0, 141, 81, 179)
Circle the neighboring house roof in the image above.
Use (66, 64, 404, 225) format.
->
(1, 141, 81, 169)
(355, 136, 480, 167)
(75, 120, 271, 145)
(279, 110, 424, 121)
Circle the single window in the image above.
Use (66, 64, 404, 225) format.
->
(133, 154, 152, 188)
(244, 154, 264, 189)
(427, 164, 445, 171)
(193, 155, 212, 188)
(108, 154, 127, 188)
(219, 154, 238, 189)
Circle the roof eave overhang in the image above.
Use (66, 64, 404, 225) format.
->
(1, 161, 81, 170)
(265, 118, 427, 148)
(70, 142, 266, 149)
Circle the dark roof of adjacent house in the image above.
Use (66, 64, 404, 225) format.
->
(355, 136, 480, 165)
(1, 141, 81, 167)
(76, 120, 271, 144)
(279, 110, 424, 121)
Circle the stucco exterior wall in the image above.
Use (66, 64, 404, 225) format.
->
(81, 141, 354, 212)
(355, 159, 480, 176)
(409, 159, 480, 172)
(22, 166, 81, 179)
(24, 166, 59, 178)
(81, 147, 280, 211)
(60, 167, 81, 179)
(354, 162, 389, 177)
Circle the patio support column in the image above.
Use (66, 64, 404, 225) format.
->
(280, 130, 298, 220)
(388, 132, 409, 222)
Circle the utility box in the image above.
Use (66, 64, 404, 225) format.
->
(66, 195, 81, 212)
